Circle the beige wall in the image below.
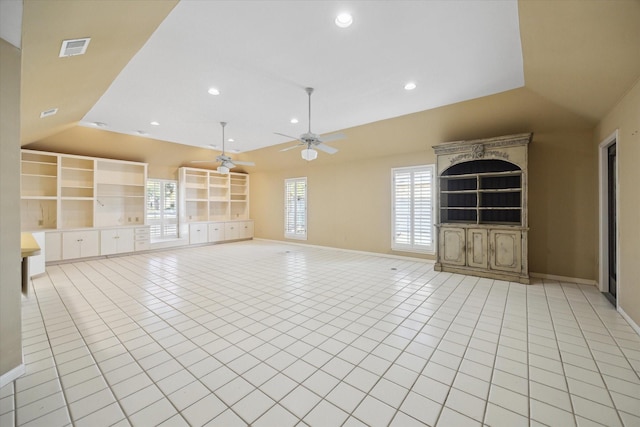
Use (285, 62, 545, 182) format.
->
(0, 39, 23, 377)
(26, 87, 599, 280)
(595, 77, 640, 327)
(249, 88, 598, 279)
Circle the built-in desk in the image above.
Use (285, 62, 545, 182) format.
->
(21, 232, 41, 294)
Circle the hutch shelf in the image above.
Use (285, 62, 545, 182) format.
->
(433, 133, 532, 284)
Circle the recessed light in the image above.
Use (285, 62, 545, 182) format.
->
(208, 87, 220, 95)
(335, 13, 353, 28)
(136, 130, 148, 136)
(404, 82, 417, 91)
(227, 138, 234, 143)
(290, 118, 299, 124)
(150, 121, 160, 126)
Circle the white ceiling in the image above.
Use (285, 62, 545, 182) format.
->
(79, 0, 524, 154)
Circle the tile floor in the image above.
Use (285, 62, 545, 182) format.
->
(1, 240, 640, 427)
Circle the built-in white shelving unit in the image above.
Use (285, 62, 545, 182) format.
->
(179, 167, 252, 244)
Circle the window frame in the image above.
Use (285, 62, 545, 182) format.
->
(391, 165, 435, 254)
(284, 177, 307, 240)
(146, 179, 179, 240)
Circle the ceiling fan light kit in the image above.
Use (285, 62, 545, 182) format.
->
(301, 148, 318, 161)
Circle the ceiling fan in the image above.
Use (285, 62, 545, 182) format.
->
(192, 121, 255, 174)
(276, 87, 346, 161)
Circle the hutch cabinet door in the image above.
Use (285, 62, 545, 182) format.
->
(466, 228, 488, 269)
(489, 230, 522, 273)
(439, 228, 466, 266)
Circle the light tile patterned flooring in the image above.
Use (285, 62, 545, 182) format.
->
(1, 240, 640, 427)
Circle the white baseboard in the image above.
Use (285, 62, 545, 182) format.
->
(0, 363, 25, 388)
(253, 238, 435, 263)
(618, 307, 640, 337)
(530, 272, 597, 286)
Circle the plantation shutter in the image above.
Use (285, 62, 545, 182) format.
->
(392, 165, 434, 252)
(285, 177, 307, 240)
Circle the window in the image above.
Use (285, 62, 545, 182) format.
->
(285, 177, 307, 240)
(392, 165, 435, 253)
(147, 179, 178, 240)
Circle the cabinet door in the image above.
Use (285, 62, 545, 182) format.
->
(62, 231, 84, 260)
(439, 228, 466, 266)
(466, 228, 488, 269)
(45, 232, 62, 262)
(208, 222, 225, 242)
(80, 231, 100, 258)
(117, 228, 135, 253)
(100, 229, 119, 255)
(489, 230, 522, 273)
(237, 221, 253, 239)
(189, 223, 207, 244)
(224, 222, 240, 240)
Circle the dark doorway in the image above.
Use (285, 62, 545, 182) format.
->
(605, 142, 617, 305)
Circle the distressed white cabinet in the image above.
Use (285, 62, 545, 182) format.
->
(62, 230, 99, 260)
(100, 228, 135, 255)
(434, 133, 531, 284)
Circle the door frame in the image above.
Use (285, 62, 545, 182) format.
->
(598, 130, 619, 305)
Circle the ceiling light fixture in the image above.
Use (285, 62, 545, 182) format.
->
(335, 13, 353, 28)
(290, 118, 299, 124)
(301, 148, 318, 161)
(404, 82, 417, 91)
(227, 138, 234, 143)
(208, 87, 220, 95)
(217, 165, 229, 175)
(150, 121, 160, 126)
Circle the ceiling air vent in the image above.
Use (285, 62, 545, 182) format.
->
(40, 108, 58, 118)
(59, 37, 91, 57)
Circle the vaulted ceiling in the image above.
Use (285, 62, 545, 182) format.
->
(8, 0, 640, 152)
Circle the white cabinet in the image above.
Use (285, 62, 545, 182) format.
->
(100, 228, 135, 255)
(208, 222, 225, 243)
(223, 221, 254, 241)
(62, 230, 99, 260)
(189, 223, 208, 244)
(20, 149, 147, 231)
(45, 232, 62, 262)
(434, 133, 531, 284)
(28, 232, 46, 277)
(134, 226, 150, 251)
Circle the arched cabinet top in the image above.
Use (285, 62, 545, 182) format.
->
(442, 159, 521, 176)
(433, 133, 531, 175)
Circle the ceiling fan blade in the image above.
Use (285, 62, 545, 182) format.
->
(274, 132, 301, 141)
(232, 160, 255, 166)
(315, 143, 338, 154)
(319, 132, 346, 143)
(280, 144, 302, 152)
